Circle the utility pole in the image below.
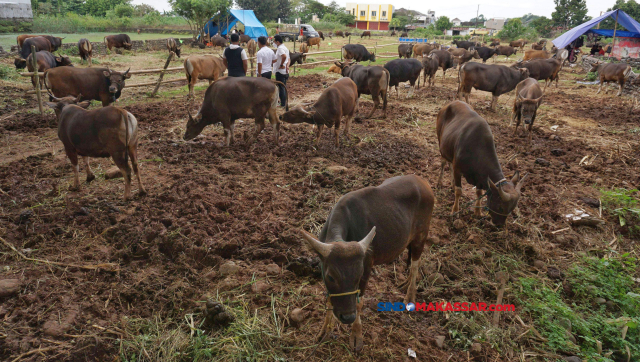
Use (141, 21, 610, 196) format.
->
(475, 5, 479, 28)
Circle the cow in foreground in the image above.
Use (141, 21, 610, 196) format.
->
(511, 78, 543, 141)
(421, 54, 439, 88)
(15, 37, 52, 69)
(361, 31, 371, 39)
(104, 34, 132, 53)
(333, 61, 389, 118)
(398, 43, 413, 58)
(590, 62, 634, 96)
(437, 101, 527, 225)
(46, 94, 145, 200)
(27, 51, 72, 87)
(342, 44, 376, 62)
(280, 77, 358, 146)
(302, 175, 434, 352)
(184, 77, 285, 146)
(78, 38, 93, 66)
(184, 55, 227, 99)
(167, 38, 181, 58)
(512, 58, 563, 90)
(45, 67, 130, 107)
(458, 62, 529, 110)
(307, 37, 321, 50)
(384, 58, 423, 98)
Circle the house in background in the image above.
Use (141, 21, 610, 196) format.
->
(0, 0, 32, 20)
(452, 18, 462, 26)
(346, 3, 394, 30)
(485, 18, 505, 32)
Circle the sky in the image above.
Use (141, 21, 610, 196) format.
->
(133, 0, 619, 21)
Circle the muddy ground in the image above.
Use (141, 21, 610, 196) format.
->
(0, 46, 639, 362)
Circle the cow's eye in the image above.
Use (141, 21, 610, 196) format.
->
(326, 275, 335, 283)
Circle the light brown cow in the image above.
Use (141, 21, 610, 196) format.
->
(509, 38, 528, 50)
(412, 43, 439, 58)
(449, 48, 480, 68)
(522, 49, 552, 62)
(590, 62, 635, 96)
(307, 37, 321, 50)
(299, 43, 309, 53)
(184, 55, 227, 99)
(511, 78, 543, 141)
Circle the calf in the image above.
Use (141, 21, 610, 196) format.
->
(318, 31, 325, 40)
(289, 52, 306, 65)
(449, 48, 480, 68)
(413, 43, 439, 58)
(327, 63, 342, 74)
(302, 174, 434, 352)
(335, 30, 345, 38)
(421, 54, 439, 88)
(511, 78, 543, 141)
(400, 31, 408, 37)
(471, 46, 498, 63)
(166, 38, 181, 58)
(361, 31, 371, 39)
(15, 37, 52, 69)
(45, 67, 130, 107)
(342, 44, 376, 62)
(307, 37, 321, 50)
(78, 38, 93, 66)
(512, 58, 563, 90)
(183, 77, 284, 145)
(495, 45, 517, 60)
(398, 43, 413, 58)
(436, 100, 527, 225)
(429, 49, 455, 82)
(246, 39, 257, 58)
(184, 55, 227, 99)
(27, 51, 72, 87)
(104, 34, 132, 53)
(590, 62, 634, 96)
(46, 94, 145, 200)
(384, 58, 423, 98)
(299, 43, 309, 53)
(458, 62, 529, 110)
(280, 77, 358, 146)
(334, 61, 389, 118)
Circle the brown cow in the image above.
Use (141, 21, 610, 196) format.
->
(239, 34, 251, 45)
(246, 39, 257, 57)
(318, 31, 325, 40)
(361, 31, 371, 39)
(78, 38, 93, 66)
(302, 175, 434, 352)
(421, 53, 439, 88)
(307, 37, 321, 50)
(531, 40, 547, 51)
(413, 43, 439, 58)
(437, 100, 528, 225)
(398, 43, 413, 58)
(489, 38, 500, 47)
(590, 62, 634, 96)
(104, 34, 132, 53)
(327, 63, 342, 74)
(449, 48, 480, 68)
(45, 67, 131, 107)
(289, 52, 306, 65)
(495, 45, 518, 59)
(184, 55, 227, 99)
(333, 61, 389, 118)
(17, 34, 63, 50)
(335, 30, 345, 38)
(15, 37, 52, 69)
(183, 77, 284, 145)
(429, 49, 456, 82)
(280, 77, 358, 146)
(509, 38, 528, 50)
(299, 43, 309, 53)
(522, 49, 552, 61)
(167, 38, 181, 58)
(400, 32, 408, 37)
(512, 58, 563, 90)
(27, 51, 72, 87)
(210, 35, 228, 49)
(458, 62, 529, 110)
(137, 29, 141, 34)
(345, 31, 352, 37)
(46, 94, 145, 200)
(511, 78, 543, 141)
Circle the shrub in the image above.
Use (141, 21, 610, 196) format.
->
(114, 4, 134, 18)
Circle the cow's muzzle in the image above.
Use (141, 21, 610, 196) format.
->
(338, 313, 356, 324)
(524, 118, 533, 125)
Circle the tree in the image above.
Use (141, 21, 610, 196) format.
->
(601, 0, 640, 30)
(169, 0, 232, 39)
(275, 0, 291, 20)
(551, 0, 590, 28)
(520, 13, 541, 24)
(114, 3, 134, 17)
(133, 3, 158, 16)
(236, 0, 279, 21)
(530, 16, 553, 37)
(435, 16, 452, 32)
(497, 18, 525, 40)
(85, 0, 129, 16)
(322, 11, 355, 25)
(469, 14, 486, 24)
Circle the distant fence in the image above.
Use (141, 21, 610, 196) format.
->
(7, 37, 197, 56)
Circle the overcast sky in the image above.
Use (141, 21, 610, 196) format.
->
(132, 0, 618, 21)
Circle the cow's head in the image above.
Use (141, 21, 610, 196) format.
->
(368, 52, 376, 62)
(103, 68, 130, 99)
(589, 61, 603, 72)
(123, 42, 133, 50)
(14, 58, 27, 69)
(471, 50, 481, 59)
(333, 61, 352, 76)
(301, 227, 376, 324)
(45, 94, 90, 119)
(517, 91, 543, 125)
(184, 110, 206, 140)
(278, 103, 315, 123)
(55, 55, 73, 67)
(486, 173, 528, 226)
(517, 67, 530, 80)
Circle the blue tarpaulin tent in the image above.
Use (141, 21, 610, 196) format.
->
(552, 9, 640, 49)
(202, 10, 268, 41)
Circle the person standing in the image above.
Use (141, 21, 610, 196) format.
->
(273, 34, 290, 107)
(256, 36, 275, 79)
(222, 33, 248, 77)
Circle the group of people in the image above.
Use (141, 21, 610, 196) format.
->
(221, 33, 290, 107)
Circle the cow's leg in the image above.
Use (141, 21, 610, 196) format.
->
(315, 124, 324, 144)
(250, 117, 266, 144)
(382, 89, 388, 118)
(229, 122, 236, 145)
(344, 99, 357, 137)
(395, 85, 399, 98)
(490, 95, 499, 111)
(112, 152, 132, 200)
(334, 122, 340, 147)
(403, 237, 425, 304)
(316, 299, 335, 343)
(349, 297, 364, 352)
(451, 168, 462, 215)
(268, 108, 280, 145)
(366, 94, 379, 119)
(617, 81, 624, 96)
(66, 150, 80, 191)
(474, 188, 483, 217)
(83, 156, 95, 183)
(129, 143, 147, 196)
(437, 157, 446, 188)
(597, 79, 604, 94)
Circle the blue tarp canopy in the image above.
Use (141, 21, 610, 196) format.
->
(552, 9, 640, 49)
(202, 9, 267, 41)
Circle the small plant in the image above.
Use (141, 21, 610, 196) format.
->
(601, 188, 640, 229)
(0, 64, 12, 79)
(585, 72, 598, 81)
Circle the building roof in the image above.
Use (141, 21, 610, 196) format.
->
(452, 18, 461, 21)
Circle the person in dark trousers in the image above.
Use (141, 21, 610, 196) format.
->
(256, 36, 276, 79)
(273, 35, 290, 107)
(222, 33, 248, 77)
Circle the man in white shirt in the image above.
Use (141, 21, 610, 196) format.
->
(222, 33, 248, 77)
(256, 36, 275, 79)
(273, 35, 290, 107)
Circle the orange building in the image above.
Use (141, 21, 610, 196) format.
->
(345, 3, 394, 30)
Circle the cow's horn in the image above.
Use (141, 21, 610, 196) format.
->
(123, 67, 130, 76)
(488, 178, 511, 202)
(187, 110, 196, 124)
(300, 229, 333, 258)
(358, 227, 376, 254)
(514, 172, 529, 192)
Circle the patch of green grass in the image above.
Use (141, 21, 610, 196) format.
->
(585, 72, 598, 81)
(0, 63, 18, 80)
(601, 188, 640, 231)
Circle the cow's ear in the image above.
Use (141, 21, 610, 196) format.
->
(55, 57, 62, 62)
(45, 102, 58, 109)
(102, 70, 110, 77)
(77, 101, 91, 109)
(124, 73, 132, 79)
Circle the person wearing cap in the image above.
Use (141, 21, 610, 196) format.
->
(222, 33, 248, 77)
(273, 34, 290, 107)
(256, 36, 276, 79)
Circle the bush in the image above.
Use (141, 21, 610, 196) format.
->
(114, 4, 134, 18)
(0, 64, 13, 79)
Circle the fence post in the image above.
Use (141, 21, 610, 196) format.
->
(151, 52, 174, 97)
(31, 45, 43, 116)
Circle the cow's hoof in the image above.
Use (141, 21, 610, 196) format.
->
(138, 189, 147, 197)
(349, 333, 363, 352)
(86, 174, 95, 183)
(69, 185, 80, 192)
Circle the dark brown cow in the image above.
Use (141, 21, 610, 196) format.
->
(45, 67, 131, 107)
(15, 37, 52, 69)
(27, 51, 72, 87)
(239, 34, 251, 45)
(509, 38, 528, 49)
(429, 49, 456, 82)
(457, 62, 529, 110)
(17, 34, 39, 48)
(183, 77, 285, 145)
(166, 38, 181, 58)
(104, 34, 132, 52)
(384, 58, 423, 97)
(307, 37, 321, 50)
(345, 31, 352, 37)
(390, 30, 397, 36)
(361, 31, 371, 39)
(400, 31, 408, 37)
(302, 175, 434, 352)
(335, 30, 345, 38)
(449, 48, 480, 68)
(590, 62, 634, 96)
(511, 78, 543, 141)
(472, 46, 499, 63)
(280, 77, 358, 146)
(489, 38, 500, 47)
(318, 31, 325, 40)
(333, 61, 389, 119)
(210, 35, 228, 49)
(78, 38, 93, 66)
(17, 34, 63, 50)
(436, 100, 528, 225)
(413, 43, 439, 57)
(398, 43, 413, 58)
(46, 94, 145, 200)
(421, 53, 439, 88)
(531, 39, 547, 50)
(451, 40, 479, 50)
(495, 45, 518, 59)
(184, 55, 227, 99)
(289, 52, 306, 65)
(512, 58, 563, 90)
(342, 44, 376, 62)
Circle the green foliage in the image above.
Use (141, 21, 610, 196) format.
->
(497, 18, 539, 41)
(469, 14, 486, 24)
(322, 11, 355, 26)
(552, 0, 591, 28)
(520, 13, 542, 25)
(436, 16, 452, 32)
(412, 25, 440, 38)
(586, 71, 598, 81)
(0, 20, 32, 33)
(0, 64, 14, 80)
(601, 188, 640, 231)
(84, 0, 129, 17)
(530, 16, 554, 37)
(169, 0, 231, 38)
(602, 0, 640, 31)
(236, 0, 290, 22)
(133, 3, 157, 17)
(114, 3, 134, 17)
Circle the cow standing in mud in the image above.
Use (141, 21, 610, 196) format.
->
(421, 54, 440, 88)
(26, 51, 73, 87)
(590, 62, 635, 96)
(45, 67, 131, 107)
(384, 58, 423, 98)
(14, 37, 52, 69)
(78, 38, 93, 66)
(333, 61, 389, 119)
(512, 78, 543, 141)
(428, 49, 456, 82)
(458, 62, 529, 110)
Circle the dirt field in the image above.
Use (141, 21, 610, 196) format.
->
(1, 37, 639, 362)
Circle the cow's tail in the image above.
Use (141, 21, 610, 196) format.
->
(121, 110, 132, 172)
(458, 63, 467, 97)
(624, 65, 633, 79)
(383, 68, 390, 111)
(271, 80, 288, 111)
(184, 58, 193, 84)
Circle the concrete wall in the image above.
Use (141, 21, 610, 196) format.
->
(0, 0, 33, 20)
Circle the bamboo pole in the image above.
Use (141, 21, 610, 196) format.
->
(151, 52, 174, 96)
(610, 10, 619, 58)
(127, 67, 183, 75)
(125, 77, 187, 88)
(31, 45, 43, 116)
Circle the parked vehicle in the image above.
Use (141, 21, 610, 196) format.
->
(278, 24, 320, 41)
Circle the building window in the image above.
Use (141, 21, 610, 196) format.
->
(382, 11, 386, 17)
(352, 8, 355, 15)
(360, 10, 365, 17)
(371, 11, 376, 17)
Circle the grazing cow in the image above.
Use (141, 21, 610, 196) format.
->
(489, 38, 500, 47)
(342, 44, 376, 62)
(333, 61, 389, 118)
(509, 38, 528, 50)
(210, 35, 228, 49)
(449, 48, 480, 68)
(451, 40, 479, 50)
(166, 38, 181, 58)
(421, 54, 439, 88)
(104, 34, 132, 53)
(384, 58, 423, 97)
(400, 32, 408, 37)
(307, 37, 321, 50)
(458, 62, 529, 110)
(398, 43, 413, 58)
(239, 34, 251, 45)
(512, 58, 563, 90)
(437, 101, 527, 225)
(137, 29, 141, 34)
(302, 175, 434, 352)
(17, 35, 63, 50)
(522, 49, 552, 61)
(511, 78, 543, 141)
(15, 37, 52, 69)
(78, 38, 93, 66)
(429, 49, 456, 81)
(45, 67, 130, 107)
(471, 46, 498, 63)
(27, 51, 72, 87)
(495, 45, 518, 59)
(17, 34, 39, 48)
(361, 31, 371, 39)
(289, 52, 306, 65)
(299, 43, 309, 53)
(345, 31, 352, 37)
(318, 31, 325, 40)
(413, 43, 439, 58)
(184, 55, 227, 99)
(390, 30, 397, 36)
(335, 30, 345, 38)
(531, 39, 547, 50)
(590, 62, 634, 96)
(183, 77, 284, 145)
(280, 77, 358, 146)
(46, 94, 145, 200)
